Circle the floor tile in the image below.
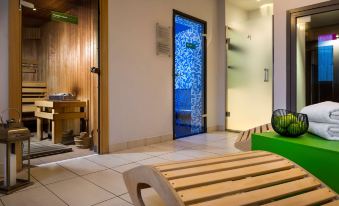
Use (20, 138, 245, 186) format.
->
(38, 153, 73, 164)
(205, 139, 235, 148)
(174, 149, 218, 158)
(122, 146, 173, 157)
(110, 152, 153, 162)
(191, 145, 237, 155)
(47, 177, 114, 206)
(119, 193, 133, 204)
(120, 188, 165, 206)
(14, 176, 42, 193)
(31, 163, 77, 185)
(94, 197, 133, 206)
(137, 157, 168, 165)
(1, 186, 66, 206)
(58, 158, 106, 176)
(112, 163, 141, 173)
(0, 132, 240, 206)
(157, 152, 195, 161)
(86, 154, 133, 168)
(83, 169, 127, 196)
(24, 158, 44, 166)
(149, 142, 186, 151)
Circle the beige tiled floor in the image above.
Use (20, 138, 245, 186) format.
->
(0, 132, 239, 206)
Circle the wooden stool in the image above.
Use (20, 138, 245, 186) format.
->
(123, 151, 338, 206)
(35, 100, 86, 144)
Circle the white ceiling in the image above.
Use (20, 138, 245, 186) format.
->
(227, 0, 273, 11)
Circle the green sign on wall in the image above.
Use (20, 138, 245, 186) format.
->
(186, 43, 197, 49)
(51, 11, 78, 24)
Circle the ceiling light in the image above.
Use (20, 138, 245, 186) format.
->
(20, 0, 36, 10)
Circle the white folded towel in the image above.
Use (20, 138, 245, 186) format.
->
(308, 122, 339, 141)
(301, 101, 339, 124)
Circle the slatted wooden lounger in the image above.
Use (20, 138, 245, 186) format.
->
(235, 123, 273, 151)
(123, 150, 338, 206)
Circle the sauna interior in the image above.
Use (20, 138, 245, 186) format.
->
(21, 0, 99, 161)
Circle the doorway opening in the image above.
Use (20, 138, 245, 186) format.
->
(20, 0, 100, 164)
(289, 4, 339, 112)
(173, 10, 207, 139)
(225, 0, 274, 131)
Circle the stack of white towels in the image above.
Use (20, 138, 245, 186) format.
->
(301, 101, 339, 140)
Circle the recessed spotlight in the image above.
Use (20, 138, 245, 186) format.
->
(32, 8, 36, 11)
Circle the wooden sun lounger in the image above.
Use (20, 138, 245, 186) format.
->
(123, 151, 338, 206)
(235, 123, 273, 151)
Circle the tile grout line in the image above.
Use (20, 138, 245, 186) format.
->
(118, 193, 134, 205)
(23, 174, 71, 206)
(34, 167, 118, 206)
(0, 197, 5, 206)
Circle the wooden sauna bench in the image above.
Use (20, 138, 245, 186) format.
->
(35, 100, 86, 144)
(123, 151, 339, 206)
(22, 81, 47, 120)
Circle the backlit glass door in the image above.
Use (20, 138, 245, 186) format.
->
(173, 10, 207, 139)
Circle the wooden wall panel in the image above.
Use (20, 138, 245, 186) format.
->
(22, 39, 41, 81)
(9, 0, 22, 116)
(37, 0, 99, 138)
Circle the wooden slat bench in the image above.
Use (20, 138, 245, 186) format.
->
(124, 151, 338, 206)
(22, 82, 47, 120)
(235, 123, 273, 151)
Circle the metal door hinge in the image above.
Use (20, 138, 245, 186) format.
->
(226, 112, 230, 117)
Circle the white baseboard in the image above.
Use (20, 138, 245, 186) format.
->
(109, 125, 226, 152)
(207, 125, 225, 132)
(109, 134, 173, 152)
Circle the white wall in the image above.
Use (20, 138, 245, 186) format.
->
(273, 0, 329, 109)
(0, 0, 8, 113)
(108, 0, 225, 148)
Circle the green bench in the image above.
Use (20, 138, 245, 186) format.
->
(252, 132, 339, 193)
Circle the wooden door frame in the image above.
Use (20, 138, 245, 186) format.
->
(8, 0, 109, 154)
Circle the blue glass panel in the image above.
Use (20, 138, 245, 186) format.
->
(318, 45, 334, 82)
(174, 14, 205, 138)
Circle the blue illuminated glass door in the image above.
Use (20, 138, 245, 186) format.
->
(173, 10, 207, 139)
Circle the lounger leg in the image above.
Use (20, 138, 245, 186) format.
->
(123, 166, 184, 206)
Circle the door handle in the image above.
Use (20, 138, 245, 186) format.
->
(90, 67, 100, 75)
(264, 68, 269, 82)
